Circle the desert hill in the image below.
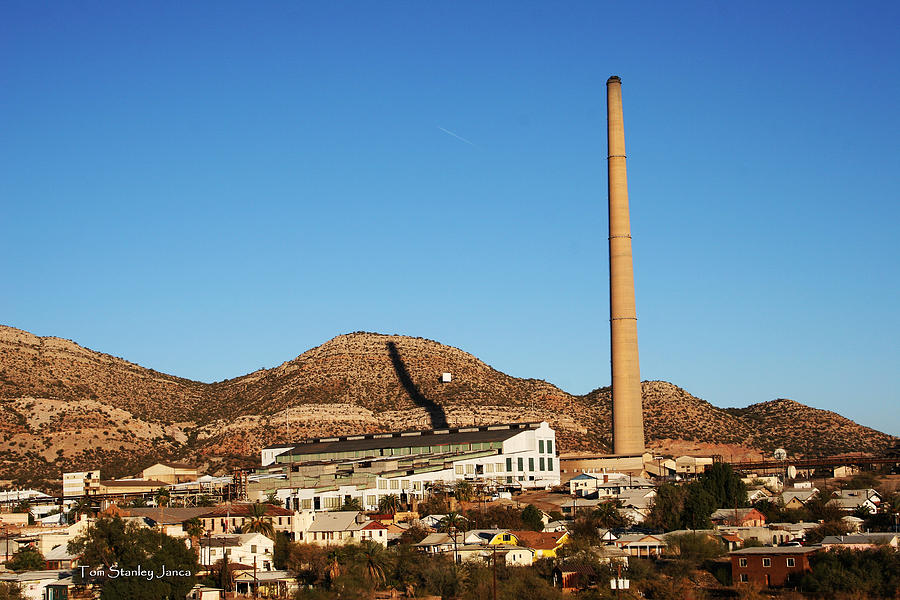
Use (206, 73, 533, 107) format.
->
(0, 326, 894, 488)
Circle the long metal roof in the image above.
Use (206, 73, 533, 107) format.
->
(279, 422, 541, 457)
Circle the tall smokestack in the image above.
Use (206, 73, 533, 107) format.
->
(607, 75, 645, 455)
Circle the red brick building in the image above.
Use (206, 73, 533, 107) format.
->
(730, 547, 817, 587)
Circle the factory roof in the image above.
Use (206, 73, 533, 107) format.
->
(275, 422, 543, 457)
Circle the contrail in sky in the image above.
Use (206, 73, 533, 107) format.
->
(437, 126, 476, 147)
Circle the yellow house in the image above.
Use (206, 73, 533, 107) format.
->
(464, 530, 520, 546)
(509, 531, 569, 558)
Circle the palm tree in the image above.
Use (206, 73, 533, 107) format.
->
(339, 497, 363, 512)
(437, 511, 466, 533)
(183, 516, 204, 538)
(67, 497, 96, 523)
(182, 517, 205, 557)
(378, 494, 400, 515)
(153, 487, 170, 507)
(454, 481, 474, 503)
(242, 503, 276, 538)
(438, 512, 467, 565)
(357, 540, 392, 588)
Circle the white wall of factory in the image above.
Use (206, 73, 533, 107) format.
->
(269, 423, 559, 512)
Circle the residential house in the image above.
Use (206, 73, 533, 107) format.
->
(841, 515, 864, 532)
(710, 508, 767, 528)
(716, 526, 777, 546)
(747, 487, 774, 503)
(559, 497, 603, 516)
(186, 586, 225, 600)
(0, 570, 71, 600)
(614, 533, 665, 558)
(831, 489, 881, 514)
(780, 488, 818, 510)
(509, 531, 569, 559)
(820, 533, 899, 551)
(201, 533, 274, 570)
(418, 514, 450, 529)
(302, 511, 388, 547)
(385, 522, 410, 544)
(233, 569, 298, 597)
(543, 520, 568, 533)
(43, 544, 77, 570)
(463, 529, 517, 546)
(768, 522, 819, 545)
(730, 547, 817, 587)
(455, 544, 534, 566)
(616, 488, 656, 523)
(415, 533, 456, 554)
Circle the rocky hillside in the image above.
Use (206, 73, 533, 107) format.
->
(0, 325, 894, 488)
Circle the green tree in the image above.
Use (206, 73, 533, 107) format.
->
(67, 497, 96, 523)
(682, 483, 716, 529)
(417, 494, 450, 517)
(0, 582, 26, 600)
(438, 512, 467, 533)
(242, 503, 276, 538)
(398, 525, 430, 545)
(804, 520, 853, 545)
(645, 484, 688, 531)
(356, 540, 393, 587)
(272, 532, 290, 570)
(183, 517, 204, 539)
(5, 547, 44, 572)
(697, 462, 748, 509)
(521, 504, 544, 531)
(339, 497, 363, 511)
(801, 547, 900, 597)
(590, 499, 631, 530)
(454, 481, 474, 503)
(664, 532, 724, 564)
(209, 558, 236, 592)
(286, 543, 329, 586)
(68, 515, 199, 600)
(378, 494, 400, 515)
(153, 487, 170, 507)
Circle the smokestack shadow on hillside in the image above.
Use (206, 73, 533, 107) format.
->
(386, 341, 449, 429)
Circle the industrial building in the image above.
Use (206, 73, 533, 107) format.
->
(253, 422, 559, 512)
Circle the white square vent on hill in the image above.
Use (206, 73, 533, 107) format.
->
(441, 372, 452, 383)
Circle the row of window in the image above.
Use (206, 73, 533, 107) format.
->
(738, 557, 796, 568)
(377, 479, 426, 490)
(505, 456, 554, 472)
(538, 439, 554, 454)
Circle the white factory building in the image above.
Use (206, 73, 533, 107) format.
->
(253, 422, 560, 512)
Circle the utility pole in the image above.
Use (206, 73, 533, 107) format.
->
(492, 544, 497, 600)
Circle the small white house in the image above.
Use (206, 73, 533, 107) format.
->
(202, 533, 274, 570)
(0, 570, 69, 600)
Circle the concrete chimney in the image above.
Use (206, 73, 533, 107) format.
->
(607, 75, 645, 455)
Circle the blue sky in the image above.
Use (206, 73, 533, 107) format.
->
(2, 2, 898, 435)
